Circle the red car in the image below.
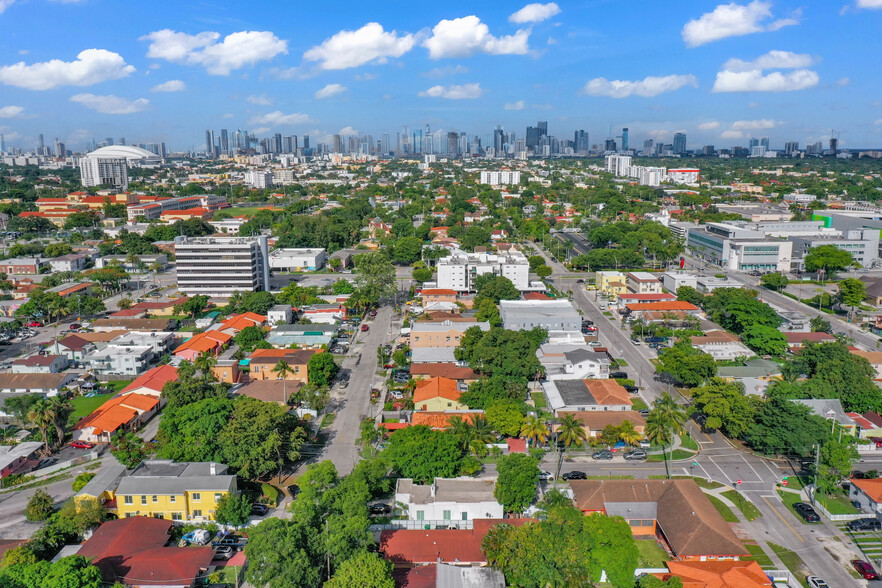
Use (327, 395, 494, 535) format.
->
(70, 441, 95, 449)
(26, 321, 43, 327)
(871, 437, 882, 448)
(852, 560, 879, 580)
(361, 324, 369, 332)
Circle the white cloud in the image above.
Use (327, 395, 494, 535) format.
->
(69, 93, 150, 115)
(222, 113, 234, 119)
(731, 119, 778, 130)
(314, 83, 347, 99)
(720, 130, 745, 139)
(150, 79, 185, 92)
(250, 111, 313, 126)
(837, 77, 851, 86)
(504, 100, 526, 110)
(698, 121, 720, 130)
(246, 94, 272, 106)
(0, 49, 134, 90)
(141, 29, 287, 75)
(874, 119, 882, 125)
(713, 68, 818, 92)
(857, 0, 882, 8)
(303, 23, 414, 70)
(423, 16, 530, 59)
(682, 1, 799, 47)
(0, 0, 14, 15)
(421, 65, 469, 78)
(582, 74, 698, 98)
(418, 83, 484, 99)
(0, 105, 23, 118)
(509, 2, 561, 23)
(354, 73, 377, 81)
(722, 50, 813, 72)
(339, 126, 359, 135)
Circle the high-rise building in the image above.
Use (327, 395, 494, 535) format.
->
(784, 141, 799, 156)
(537, 121, 547, 137)
(701, 145, 715, 156)
(79, 155, 128, 190)
(303, 135, 310, 150)
(205, 130, 216, 156)
(829, 136, 838, 155)
(574, 130, 589, 154)
(220, 129, 229, 154)
(760, 137, 770, 150)
(54, 139, 65, 158)
(37, 134, 44, 155)
(174, 235, 270, 298)
(604, 139, 617, 152)
(643, 139, 654, 156)
(493, 126, 505, 157)
(748, 138, 759, 149)
(621, 128, 629, 152)
(332, 135, 343, 153)
(273, 133, 282, 154)
(447, 132, 459, 156)
(673, 132, 687, 155)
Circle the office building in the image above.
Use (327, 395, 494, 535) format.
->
(673, 132, 687, 155)
(479, 171, 521, 185)
(175, 235, 270, 298)
(605, 155, 631, 176)
(447, 132, 459, 156)
(604, 138, 617, 152)
(621, 128, 629, 151)
(784, 141, 799, 156)
(500, 300, 581, 332)
(436, 251, 530, 292)
(686, 222, 793, 272)
(268, 248, 327, 271)
(574, 130, 589, 154)
(127, 194, 227, 221)
(643, 139, 654, 156)
(79, 155, 128, 190)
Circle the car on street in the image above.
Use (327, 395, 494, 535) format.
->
(624, 450, 647, 461)
(591, 450, 613, 460)
(561, 471, 587, 480)
(369, 310, 377, 318)
(581, 320, 594, 326)
(852, 560, 880, 580)
(250, 504, 269, 516)
(576, 279, 585, 283)
(847, 518, 882, 531)
(805, 577, 828, 588)
(793, 502, 820, 523)
(609, 371, 628, 379)
(582, 326, 597, 332)
(69, 323, 82, 330)
(26, 322, 42, 327)
(37, 458, 56, 469)
(369, 504, 391, 515)
(360, 324, 369, 332)
(588, 341, 602, 347)
(538, 470, 554, 482)
(632, 339, 641, 345)
(870, 437, 882, 448)
(70, 441, 95, 449)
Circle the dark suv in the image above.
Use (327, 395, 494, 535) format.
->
(793, 502, 820, 523)
(847, 518, 881, 531)
(609, 371, 629, 380)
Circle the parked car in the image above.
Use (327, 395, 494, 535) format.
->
(369, 504, 391, 515)
(69, 323, 82, 330)
(624, 385, 639, 394)
(37, 458, 56, 469)
(250, 504, 269, 516)
(609, 371, 629, 379)
(847, 518, 882, 531)
(70, 441, 95, 449)
(212, 537, 247, 550)
(588, 341, 602, 347)
(213, 546, 236, 560)
(638, 409, 651, 417)
(852, 560, 880, 580)
(561, 471, 587, 480)
(369, 310, 377, 318)
(538, 470, 555, 482)
(581, 320, 594, 326)
(632, 339, 641, 345)
(870, 437, 882, 448)
(805, 577, 829, 588)
(793, 502, 820, 523)
(26, 322, 43, 327)
(624, 450, 647, 461)
(361, 324, 369, 332)
(591, 450, 613, 460)
(583, 326, 598, 332)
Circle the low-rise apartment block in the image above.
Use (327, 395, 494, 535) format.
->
(436, 250, 530, 291)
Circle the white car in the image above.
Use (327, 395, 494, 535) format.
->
(538, 471, 554, 482)
(806, 577, 828, 588)
(588, 341, 602, 347)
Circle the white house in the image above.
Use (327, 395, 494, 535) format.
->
(537, 345, 610, 380)
(268, 248, 327, 272)
(267, 304, 293, 325)
(395, 477, 504, 523)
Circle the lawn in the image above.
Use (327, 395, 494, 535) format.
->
(679, 434, 699, 451)
(768, 542, 810, 587)
(777, 490, 812, 525)
(320, 413, 336, 429)
(742, 542, 774, 568)
(661, 475, 723, 489)
(101, 380, 133, 393)
(70, 393, 114, 420)
(647, 449, 695, 462)
(631, 398, 648, 411)
(635, 539, 669, 567)
(708, 495, 739, 523)
(531, 391, 548, 409)
(817, 491, 860, 515)
(615, 358, 628, 367)
(722, 489, 762, 521)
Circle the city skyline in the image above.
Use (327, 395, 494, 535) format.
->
(1, 1, 881, 150)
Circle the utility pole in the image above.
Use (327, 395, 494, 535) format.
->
(812, 443, 821, 505)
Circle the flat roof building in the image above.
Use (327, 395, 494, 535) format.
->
(175, 235, 270, 298)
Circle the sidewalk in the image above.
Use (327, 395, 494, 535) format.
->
(705, 486, 788, 571)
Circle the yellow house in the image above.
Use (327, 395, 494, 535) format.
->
(77, 460, 237, 523)
(596, 271, 627, 301)
(413, 376, 467, 412)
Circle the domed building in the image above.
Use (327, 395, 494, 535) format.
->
(78, 145, 162, 190)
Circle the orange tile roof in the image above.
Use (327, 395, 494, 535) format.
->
(626, 301, 699, 312)
(121, 365, 178, 394)
(219, 312, 266, 332)
(413, 377, 460, 404)
(659, 560, 772, 588)
(852, 477, 882, 502)
(411, 411, 481, 429)
(420, 289, 457, 296)
(74, 393, 159, 435)
(583, 379, 632, 406)
(175, 330, 232, 354)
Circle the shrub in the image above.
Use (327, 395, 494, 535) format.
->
(25, 489, 54, 521)
(261, 483, 280, 506)
(72, 472, 96, 492)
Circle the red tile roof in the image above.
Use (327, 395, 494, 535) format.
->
(74, 393, 159, 435)
(219, 312, 266, 332)
(626, 301, 699, 312)
(783, 332, 836, 344)
(409, 363, 479, 380)
(380, 519, 530, 565)
(852, 478, 882, 502)
(413, 377, 461, 404)
(121, 365, 178, 395)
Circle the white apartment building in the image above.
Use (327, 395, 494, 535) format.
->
(175, 235, 270, 298)
(245, 170, 274, 189)
(127, 194, 228, 221)
(79, 156, 128, 190)
(630, 166, 666, 187)
(395, 477, 503, 522)
(605, 155, 632, 176)
(626, 272, 663, 294)
(436, 250, 530, 291)
(268, 248, 327, 272)
(479, 171, 521, 185)
(667, 169, 700, 184)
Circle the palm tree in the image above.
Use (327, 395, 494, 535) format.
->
(534, 490, 573, 520)
(272, 360, 294, 405)
(469, 417, 496, 456)
(520, 415, 549, 447)
(652, 392, 688, 432)
(618, 420, 642, 447)
(447, 417, 476, 452)
(645, 394, 687, 479)
(193, 351, 217, 381)
(48, 396, 72, 448)
(556, 414, 587, 449)
(27, 399, 56, 451)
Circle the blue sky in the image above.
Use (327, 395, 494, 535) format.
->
(0, 0, 881, 152)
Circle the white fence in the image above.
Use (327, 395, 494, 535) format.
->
(370, 519, 475, 531)
(32, 449, 101, 477)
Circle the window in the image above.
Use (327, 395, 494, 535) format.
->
(443, 510, 451, 520)
(141, 496, 147, 505)
(193, 510, 202, 518)
(461, 512, 468, 521)
(170, 496, 176, 503)
(153, 513, 164, 519)
(416, 511, 424, 521)
(172, 512, 182, 521)
(152, 496, 158, 503)
(294, 366, 300, 373)
(124, 496, 133, 505)
(192, 493, 201, 501)
(215, 493, 222, 502)
(125, 512, 135, 518)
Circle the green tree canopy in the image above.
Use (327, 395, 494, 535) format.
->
(384, 426, 463, 483)
(214, 493, 253, 527)
(392, 236, 423, 264)
(494, 454, 539, 514)
(325, 551, 394, 588)
(747, 396, 829, 457)
(804, 244, 857, 277)
(308, 352, 339, 387)
(690, 379, 761, 438)
(485, 399, 525, 437)
(353, 251, 396, 306)
(657, 339, 716, 387)
(741, 324, 788, 356)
